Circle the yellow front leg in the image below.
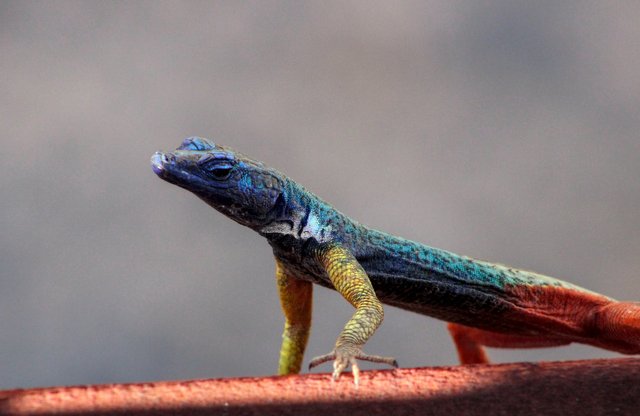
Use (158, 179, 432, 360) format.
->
(308, 243, 397, 385)
(276, 260, 313, 375)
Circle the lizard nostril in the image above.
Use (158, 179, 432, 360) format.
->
(150, 152, 177, 176)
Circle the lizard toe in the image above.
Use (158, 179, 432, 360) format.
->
(308, 352, 336, 370)
(311, 345, 397, 385)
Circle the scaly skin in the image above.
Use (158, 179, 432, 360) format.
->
(151, 137, 640, 384)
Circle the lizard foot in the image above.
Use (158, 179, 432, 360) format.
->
(308, 345, 398, 386)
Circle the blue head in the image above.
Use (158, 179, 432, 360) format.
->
(151, 137, 287, 230)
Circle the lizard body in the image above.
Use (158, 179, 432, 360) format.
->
(152, 137, 640, 384)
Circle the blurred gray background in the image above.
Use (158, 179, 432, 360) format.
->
(1, 1, 639, 389)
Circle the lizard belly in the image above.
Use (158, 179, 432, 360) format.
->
(368, 269, 611, 338)
(367, 270, 523, 333)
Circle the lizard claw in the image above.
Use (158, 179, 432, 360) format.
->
(309, 346, 398, 386)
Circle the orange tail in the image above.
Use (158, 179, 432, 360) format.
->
(590, 301, 640, 354)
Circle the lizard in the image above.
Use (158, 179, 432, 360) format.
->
(151, 136, 640, 385)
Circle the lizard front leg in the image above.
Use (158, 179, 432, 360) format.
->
(276, 260, 313, 375)
(309, 243, 397, 385)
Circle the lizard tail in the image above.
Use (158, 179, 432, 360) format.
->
(589, 301, 640, 354)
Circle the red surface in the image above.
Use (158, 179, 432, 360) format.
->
(1, 358, 639, 415)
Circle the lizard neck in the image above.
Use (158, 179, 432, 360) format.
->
(258, 178, 358, 251)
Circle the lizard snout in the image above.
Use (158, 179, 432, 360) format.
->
(151, 152, 172, 175)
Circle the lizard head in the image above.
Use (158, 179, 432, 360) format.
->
(151, 137, 286, 230)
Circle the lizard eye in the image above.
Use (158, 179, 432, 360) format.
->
(202, 162, 234, 180)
